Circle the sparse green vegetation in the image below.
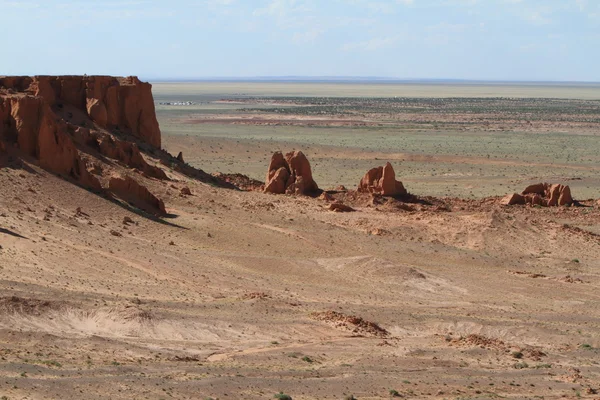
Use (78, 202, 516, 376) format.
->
(274, 392, 292, 400)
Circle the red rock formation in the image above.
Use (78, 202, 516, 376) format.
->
(358, 162, 407, 196)
(108, 175, 166, 215)
(98, 136, 166, 179)
(500, 193, 526, 206)
(264, 151, 318, 195)
(0, 75, 161, 148)
(502, 183, 574, 207)
(0, 92, 101, 190)
(0, 75, 167, 194)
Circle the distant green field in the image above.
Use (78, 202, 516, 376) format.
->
(152, 81, 600, 100)
(154, 82, 600, 199)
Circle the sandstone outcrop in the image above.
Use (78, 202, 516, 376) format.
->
(0, 75, 161, 148)
(502, 183, 574, 206)
(98, 136, 167, 179)
(1, 75, 170, 217)
(264, 151, 318, 195)
(109, 175, 166, 215)
(0, 92, 101, 190)
(358, 162, 406, 196)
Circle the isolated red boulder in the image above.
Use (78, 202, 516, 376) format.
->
(359, 162, 407, 196)
(264, 151, 318, 195)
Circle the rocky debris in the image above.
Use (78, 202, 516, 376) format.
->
(241, 292, 272, 300)
(176, 151, 184, 162)
(108, 175, 166, 215)
(0, 296, 64, 316)
(123, 216, 134, 225)
(212, 172, 263, 191)
(264, 151, 318, 195)
(509, 270, 584, 284)
(329, 202, 355, 212)
(98, 136, 166, 179)
(110, 230, 122, 237)
(180, 187, 192, 196)
(446, 334, 546, 361)
(502, 183, 573, 206)
(0, 75, 161, 148)
(500, 192, 526, 205)
(310, 311, 389, 337)
(319, 192, 334, 202)
(358, 162, 406, 196)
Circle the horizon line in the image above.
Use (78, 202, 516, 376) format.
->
(145, 76, 600, 85)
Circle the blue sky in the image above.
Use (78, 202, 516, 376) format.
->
(1, 0, 598, 81)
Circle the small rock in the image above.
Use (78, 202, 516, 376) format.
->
(180, 187, 192, 196)
(329, 202, 356, 212)
(110, 230, 122, 237)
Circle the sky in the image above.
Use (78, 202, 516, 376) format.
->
(1, 0, 598, 81)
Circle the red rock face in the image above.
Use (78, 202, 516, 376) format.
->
(264, 151, 318, 195)
(358, 162, 407, 196)
(1, 76, 164, 190)
(502, 183, 574, 207)
(0, 75, 161, 148)
(108, 175, 166, 215)
(0, 92, 100, 189)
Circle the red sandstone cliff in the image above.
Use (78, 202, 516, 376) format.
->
(0, 75, 166, 215)
(0, 76, 160, 148)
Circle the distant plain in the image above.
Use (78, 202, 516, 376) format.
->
(154, 81, 600, 199)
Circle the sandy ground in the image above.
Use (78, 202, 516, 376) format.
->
(1, 149, 599, 399)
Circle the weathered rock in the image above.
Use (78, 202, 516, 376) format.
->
(86, 98, 108, 127)
(264, 166, 289, 194)
(176, 152, 184, 162)
(264, 151, 318, 195)
(98, 136, 166, 179)
(558, 185, 572, 206)
(1, 76, 165, 193)
(0, 75, 161, 148)
(329, 202, 355, 212)
(501, 193, 526, 205)
(359, 162, 407, 196)
(522, 183, 546, 195)
(180, 187, 192, 196)
(504, 183, 574, 207)
(108, 175, 166, 215)
(285, 151, 318, 193)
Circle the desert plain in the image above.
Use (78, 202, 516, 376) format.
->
(1, 79, 599, 400)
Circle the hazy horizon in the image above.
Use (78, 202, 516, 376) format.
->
(146, 76, 600, 84)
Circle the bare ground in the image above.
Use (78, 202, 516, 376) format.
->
(1, 150, 599, 399)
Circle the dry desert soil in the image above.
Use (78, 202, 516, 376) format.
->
(1, 80, 599, 400)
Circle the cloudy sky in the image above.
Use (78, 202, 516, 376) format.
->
(1, 0, 598, 81)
